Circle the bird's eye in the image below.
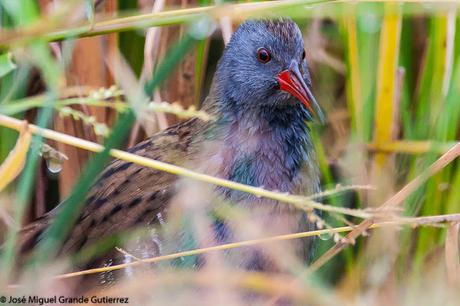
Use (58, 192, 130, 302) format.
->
(257, 48, 271, 63)
(302, 50, 306, 60)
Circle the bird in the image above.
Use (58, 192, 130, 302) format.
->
(19, 18, 324, 284)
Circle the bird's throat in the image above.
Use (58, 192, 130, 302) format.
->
(208, 105, 316, 201)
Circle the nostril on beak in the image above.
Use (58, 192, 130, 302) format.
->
(289, 60, 299, 72)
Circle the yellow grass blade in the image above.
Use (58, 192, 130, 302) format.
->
(0, 122, 32, 192)
(372, 3, 402, 172)
(367, 140, 456, 155)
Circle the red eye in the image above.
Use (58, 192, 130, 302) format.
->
(257, 48, 271, 63)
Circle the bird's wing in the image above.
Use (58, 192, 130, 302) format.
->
(20, 118, 201, 256)
(19, 214, 52, 254)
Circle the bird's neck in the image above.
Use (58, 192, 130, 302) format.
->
(203, 100, 315, 195)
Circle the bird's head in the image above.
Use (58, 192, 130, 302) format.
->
(214, 19, 324, 123)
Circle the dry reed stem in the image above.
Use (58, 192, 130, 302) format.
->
(0, 1, 336, 46)
(306, 184, 375, 200)
(2, 0, 455, 48)
(115, 247, 142, 262)
(49, 213, 460, 280)
(138, 0, 169, 139)
(0, 114, 371, 218)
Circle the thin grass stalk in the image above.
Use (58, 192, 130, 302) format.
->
(436, 14, 460, 222)
(194, 37, 209, 106)
(310, 128, 355, 280)
(398, 17, 414, 139)
(3, 1, 460, 49)
(53, 213, 460, 280)
(0, 113, 372, 219)
(414, 11, 457, 271)
(367, 140, 457, 155)
(342, 6, 363, 140)
(443, 50, 460, 219)
(0, 94, 213, 121)
(0, 0, 336, 47)
(193, 0, 211, 106)
(356, 3, 381, 143)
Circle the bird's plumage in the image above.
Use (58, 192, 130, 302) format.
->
(19, 19, 322, 280)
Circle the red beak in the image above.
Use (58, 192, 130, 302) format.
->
(278, 63, 325, 124)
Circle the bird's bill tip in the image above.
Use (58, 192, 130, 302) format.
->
(277, 70, 325, 124)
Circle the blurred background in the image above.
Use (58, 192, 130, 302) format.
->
(0, 0, 459, 305)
